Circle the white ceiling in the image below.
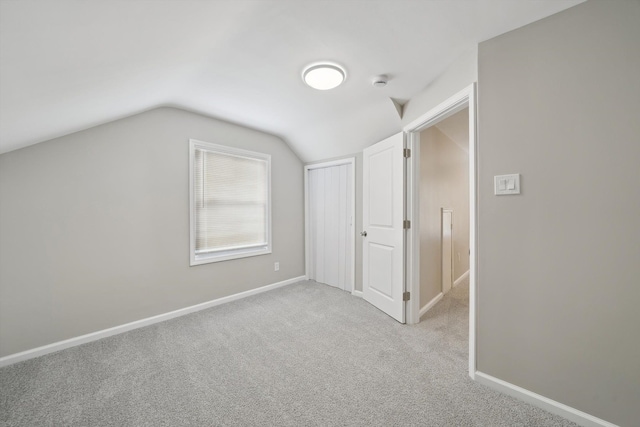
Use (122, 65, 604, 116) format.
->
(0, 0, 584, 161)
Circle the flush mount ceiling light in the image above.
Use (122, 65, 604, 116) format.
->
(302, 63, 346, 90)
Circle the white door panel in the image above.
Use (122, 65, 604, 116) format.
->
(368, 243, 394, 298)
(363, 132, 405, 323)
(308, 164, 353, 291)
(368, 149, 395, 227)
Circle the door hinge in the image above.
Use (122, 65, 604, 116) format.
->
(403, 220, 411, 229)
(403, 148, 411, 158)
(403, 291, 411, 301)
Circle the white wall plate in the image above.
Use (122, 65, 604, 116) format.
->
(494, 174, 520, 195)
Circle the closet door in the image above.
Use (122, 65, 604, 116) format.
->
(308, 164, 352, 291)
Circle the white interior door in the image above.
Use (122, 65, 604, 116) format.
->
(362, 132, 406, 323)
(308, 163, 353, 291)
(442, 209, 453, 294)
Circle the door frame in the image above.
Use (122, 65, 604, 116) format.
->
(403, 83, 478, 379)
(304, 158, 356, 293)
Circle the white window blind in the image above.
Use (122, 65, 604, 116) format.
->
(190, 140, 271, 265)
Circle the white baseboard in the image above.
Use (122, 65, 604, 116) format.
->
(453, 269, 470, 288)
(351, 290, 363, 298)
(0, 275, 308, 368)
(474, 371, 618, 427)
(419, 292, 443, 318)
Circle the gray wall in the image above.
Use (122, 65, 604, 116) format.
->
(0, 107, 305, 357)
(477, 1, 640, 425)
(419, 121, 469, 309)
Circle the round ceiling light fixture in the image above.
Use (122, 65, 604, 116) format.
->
(302, 63, 346, 90)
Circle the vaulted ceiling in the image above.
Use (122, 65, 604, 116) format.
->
(0, 0, 583, 161)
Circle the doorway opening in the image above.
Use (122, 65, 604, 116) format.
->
(404, 84, 477, 378)
(417, 109, 470, 315)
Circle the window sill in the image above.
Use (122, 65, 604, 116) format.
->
(190, 247, 271, 266)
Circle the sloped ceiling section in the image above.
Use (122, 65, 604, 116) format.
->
(0, 0, 584, 161)
(436, 109, 470, 153)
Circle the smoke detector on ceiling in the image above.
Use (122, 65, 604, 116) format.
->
(371, 75, 389, 88)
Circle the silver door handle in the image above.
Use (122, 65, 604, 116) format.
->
(360, 231, 367, 237)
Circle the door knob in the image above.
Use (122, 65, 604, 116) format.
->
(360, 231, 367, 237)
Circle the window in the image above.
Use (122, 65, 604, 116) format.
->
(189, 139, 271, 265)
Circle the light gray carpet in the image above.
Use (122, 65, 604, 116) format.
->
(1, 280, 578, 426)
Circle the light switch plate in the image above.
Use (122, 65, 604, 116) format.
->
(494, 174, 520, 195)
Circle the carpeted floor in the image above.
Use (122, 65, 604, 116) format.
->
(0, 280, 578, 426)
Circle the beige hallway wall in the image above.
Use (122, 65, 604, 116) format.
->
(419, 111, 469, 308)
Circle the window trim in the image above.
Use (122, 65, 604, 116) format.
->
(189, 139, 272, 266)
